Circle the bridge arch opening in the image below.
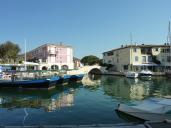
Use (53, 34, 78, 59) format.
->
(88, 68, 102, 75)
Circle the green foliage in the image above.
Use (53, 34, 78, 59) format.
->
(81, 55, 100, 65)
(105, 64, 114, 70)
(152, 55, 161, 64)
(0, 41, 21, 63)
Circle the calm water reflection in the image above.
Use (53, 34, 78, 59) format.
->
(0, 75, 171, 125)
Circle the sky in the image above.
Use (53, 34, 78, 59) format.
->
(0, 0, 171, 58)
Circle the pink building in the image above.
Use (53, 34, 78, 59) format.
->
(27, 43, 74, 70)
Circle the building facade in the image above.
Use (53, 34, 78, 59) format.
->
(103, 44, 171, 72)
(26, 43, 74, 70)
(73, 57, 82, 69)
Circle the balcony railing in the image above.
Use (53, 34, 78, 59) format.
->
(48, 50, 56, 55)
(141, 50, 152, 55)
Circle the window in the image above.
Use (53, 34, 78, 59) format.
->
(135, 56, 138, 62)
(167, 56, 171, 62)
(107, 52, 113, 56)
(108, 60, 112, 64)
(148, 56, 152, 62)
(166, 49, 170, 53)
(155, 48, 158, 51)
(123, 65, 128, 70)
(133, 48, 137, 52)
(162, 58, 165, 62)
(142, 56, 146, 63)
(117, 58, 119, 63)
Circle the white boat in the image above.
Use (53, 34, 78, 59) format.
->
(166, 71, 171, 78)
(139, 70, 153, 78)
(116, 98, 171, 121)
(125, 71, 139, 78)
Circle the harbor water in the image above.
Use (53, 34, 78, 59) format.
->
(0, 75, 171, 126)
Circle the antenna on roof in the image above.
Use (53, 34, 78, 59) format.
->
(130, 33, 133, 46)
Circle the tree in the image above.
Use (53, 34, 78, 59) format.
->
(0, 41, 21, 63)
(152, 55, 161, 65)
(81, 55, 100, 65)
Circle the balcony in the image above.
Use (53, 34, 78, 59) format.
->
(141, 48, 152, 55)
(48, 50, 56, 55)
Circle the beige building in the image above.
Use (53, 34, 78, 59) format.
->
(103, 44, 171, 72)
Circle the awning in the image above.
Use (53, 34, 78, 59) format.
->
(0, 62, 39, 66)
(23, 61, 39, 66)
(133, 63, 159, 66)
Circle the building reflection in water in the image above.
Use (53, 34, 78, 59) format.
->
(46, 92, 74, 112)
(82, 74, 101, 87)
(129, 79, 150, 100)
(102, 76, 171, 101)
(0, 88, 75, 112)
(0, 76, 171, 111)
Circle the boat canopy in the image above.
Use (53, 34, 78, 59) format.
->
(133, 63, 159, 66)
(0, 61, 39, 66)
(23, 61, 39, 66)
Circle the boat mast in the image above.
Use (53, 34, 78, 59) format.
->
(167, 21, 171, 71)
(169, 21, 171, 70)
(24, 39, 27, 70)
(130, 33, 133, 71)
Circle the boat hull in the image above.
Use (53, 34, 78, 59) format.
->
(139, 73, 152, 77)
(166, 71, 171, 78)
(0, 76, 61, 90)
(69, 74, 84, 82)
(125, 72, 139, 78)
(60, 75, 71, 85)
(116, 98, 171, 122)
(139, 70, 153, 78)
(116, 104, 171, 121)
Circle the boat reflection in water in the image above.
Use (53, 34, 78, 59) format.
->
(0, 87, 76, 112)
(0, 75, 171, 125)
(102, 76, 151, 101)
(101, 76, 171, 122)
(102, 76, 171, 101)
(0, 74, 102, 112)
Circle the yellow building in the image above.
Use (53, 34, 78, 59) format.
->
(103, 44, 171, 72)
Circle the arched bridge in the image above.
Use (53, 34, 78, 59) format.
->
(79, 65, 102, 75)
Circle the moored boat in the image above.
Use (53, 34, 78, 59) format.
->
(60, 75, 71, 85)
(166, 71, 171, 78)
(125, 71, 139, 78)
(116, 98, 171, 121)
(69, 74, 84, 82)
(0, 76, 61, 90)
(139, 70, 153, 78)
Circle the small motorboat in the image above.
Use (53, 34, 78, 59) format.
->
(116, 98, 171, 121)
(139, 70, 153, 78)
(69, 74, 84, 82)
(125, 71, 139, 78)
